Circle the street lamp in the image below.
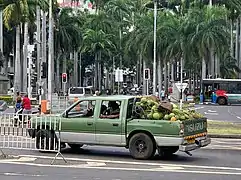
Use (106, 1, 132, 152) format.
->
(153, 0, 157, 94)
(48, 0, 53, 110)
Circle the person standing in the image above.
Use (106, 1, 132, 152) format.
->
(22, 94, 32, 115)
(160, 89, 165, 101)
(15, 91, 22, 112)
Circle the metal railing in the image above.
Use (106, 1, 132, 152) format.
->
(0, 113, 66, 164)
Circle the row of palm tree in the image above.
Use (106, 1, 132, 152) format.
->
(1, 0, 241, 95)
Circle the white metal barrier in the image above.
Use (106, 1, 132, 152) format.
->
(0, 113, 66, 164)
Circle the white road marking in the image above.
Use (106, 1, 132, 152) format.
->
(236, 116, 241, 119)
(208, 110, 217, 113)
(157, 166, 184, 170)
(204, 112, 218, 115)
(3, 172, 46, 177)
(86, 162, 106, 167)
(0, 157, 36, 162)
(0, 161, 241, 176)
(194, 107, 204, 110)
(17, 154, 241, 171)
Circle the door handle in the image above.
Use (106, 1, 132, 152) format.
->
(87, 122, 93, 126)
(112, 123, 119, 127)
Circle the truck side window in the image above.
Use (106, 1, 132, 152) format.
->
(100, 100, 121, 119)
(67, 100, 95, 118)
(126, 98, 134, 119)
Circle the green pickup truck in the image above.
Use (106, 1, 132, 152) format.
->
(28, 95, 211, 160)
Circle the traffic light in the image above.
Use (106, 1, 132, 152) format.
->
(144, 68, 150, 80)
(41, 62, 47, 78)
(62, 73, 67, 83)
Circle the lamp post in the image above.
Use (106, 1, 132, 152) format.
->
(48, 0, 53, 110)
(152, 0, 157, 95)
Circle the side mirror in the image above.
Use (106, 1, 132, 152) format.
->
(63, 111, 68, 118)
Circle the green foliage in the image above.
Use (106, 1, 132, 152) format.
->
(0, 96, 13, 104)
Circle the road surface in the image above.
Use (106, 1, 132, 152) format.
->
(0, 138, 241, 180)
(194, 104, 241, 123)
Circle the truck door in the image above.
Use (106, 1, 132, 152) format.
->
(61, 100, 96, 143)
(95, 100, 124, 145)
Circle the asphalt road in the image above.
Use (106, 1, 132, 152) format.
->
(194, 104, 241, 123)
(0, 138, 241, 180)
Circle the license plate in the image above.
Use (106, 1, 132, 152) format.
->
(187, 139, 195, 144)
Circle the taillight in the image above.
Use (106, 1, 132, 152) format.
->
(179, 123, 184, 136)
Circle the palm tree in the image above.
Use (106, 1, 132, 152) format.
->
(3, 0, 29, 92)
(82, 29, 115, 90)
(191, 6, 229, 80)
(54, 7, 84, 90)
(220, 51, 241, 78)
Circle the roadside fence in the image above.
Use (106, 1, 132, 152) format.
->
(0, 113, 66, 164)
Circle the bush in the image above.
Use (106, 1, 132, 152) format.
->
(0, 96, 14, 105)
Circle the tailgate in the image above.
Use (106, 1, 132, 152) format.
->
(182, 118, 208, 137)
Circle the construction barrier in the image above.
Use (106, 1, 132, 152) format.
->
(0, 113, 66, 164)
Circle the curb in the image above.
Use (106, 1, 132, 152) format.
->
(209, 134, 241, 139)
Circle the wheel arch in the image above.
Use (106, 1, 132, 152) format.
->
(37, 125, 56, 134)
(126, 130, 156, 148)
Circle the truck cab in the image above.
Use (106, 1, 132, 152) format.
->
(29, 95, 211, 160)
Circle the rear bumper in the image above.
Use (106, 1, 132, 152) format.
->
(179, 137, 211, 152)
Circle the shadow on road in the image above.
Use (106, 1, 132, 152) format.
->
(57, 147, 206, 163)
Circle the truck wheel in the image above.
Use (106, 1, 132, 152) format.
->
(158, 146, 179, 157)
(68, 143, 83, 149)
(129, 133, 156, 160)
(218, 97, 226, 105)
(36, 129, 56, 151)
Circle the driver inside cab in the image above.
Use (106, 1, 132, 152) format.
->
(100, 101, 120, 119)
(83, 101, 94, 117)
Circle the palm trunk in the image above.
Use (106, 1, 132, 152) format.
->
(56, 52, 60, 91)
(14, 25, 21, 92)
(210, 47, 215, 78)
(230, 19, 234, 57)
(79, 53, 82, 86)
(235, 18, 239, 66)
(163, 58, 167, 93)
(138, 54, 142, 86)
(171, 61, 174, 82)
(23, 22, 28, 93)
(98, 51, 102, 91)
(143, 58, 147, 95)
(94, 53, 98, 90)
(239, 17, 241, 78)
(214, 52, 219, 78)
(201, 57, 206, 80)
(157, 56, 162, 96)
(73, 51, 78, 86)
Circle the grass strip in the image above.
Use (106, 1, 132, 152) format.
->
(208, 120, 241, 135)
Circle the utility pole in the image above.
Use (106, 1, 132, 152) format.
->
(0, 10, 3, 54)
(48, 0, 53, 106)
(152, 0, 157, 94)
(41, 10, 47, 100)
(0, 10, 3, 74)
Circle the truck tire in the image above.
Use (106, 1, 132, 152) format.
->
(68, 143, 83, 150)
(158, 146, 179, 157)
(217, 97, 227, 105)
(129, 133, 156, 160)
(36, 129, 56, 151)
